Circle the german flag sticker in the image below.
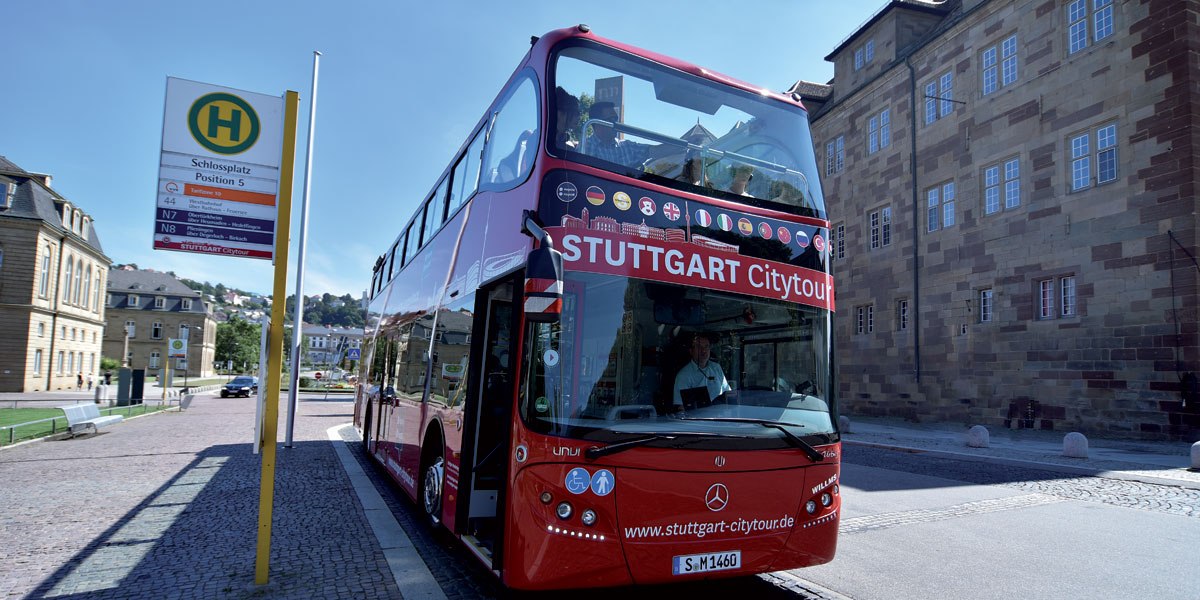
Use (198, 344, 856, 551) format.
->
(586, 186, 606, 206)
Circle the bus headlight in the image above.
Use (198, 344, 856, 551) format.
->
(556, 502, 573, 520)
(820, 493, 832, 507)
(581, 509, 597, 526)
(805, 500, 818, 514)
(540, 492, 553, 504)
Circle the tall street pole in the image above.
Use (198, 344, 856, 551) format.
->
(285, 50, 321, 448)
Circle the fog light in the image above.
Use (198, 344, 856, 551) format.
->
(540, 492, 553, 504)
(581, 509, 597, 526)
(556, 502, 573, 520)
(833, 484, 840, 495)
(820, 493, 832, 507)
(805, 500, 818, 514)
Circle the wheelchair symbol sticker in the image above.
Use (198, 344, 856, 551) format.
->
(565, 468, 591, 495)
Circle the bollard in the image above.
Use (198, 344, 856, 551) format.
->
(1063, 432, 1089, 458)
(966, 425, 990, 448)
(838, 415, 851, 434)
(1190, 441, 1199, 471)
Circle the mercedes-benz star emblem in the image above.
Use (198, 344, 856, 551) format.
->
(705, 483, 729, 512)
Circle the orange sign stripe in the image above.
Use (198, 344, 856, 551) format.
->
(184, 184, 276, 206)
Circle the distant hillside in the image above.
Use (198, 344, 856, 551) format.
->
(179, 278, 364, 328)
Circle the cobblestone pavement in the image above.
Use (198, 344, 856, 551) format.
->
(843, 445, 1200, 519)
(0, 393, 401, 600)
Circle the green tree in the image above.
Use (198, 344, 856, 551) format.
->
(215, 317, 261, 371)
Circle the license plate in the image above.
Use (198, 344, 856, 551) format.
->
(672, 550, 741, 575)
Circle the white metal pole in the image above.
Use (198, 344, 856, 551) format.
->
(285, 50, 321, 448)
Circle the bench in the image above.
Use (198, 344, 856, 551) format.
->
(61, 404, 124, 437)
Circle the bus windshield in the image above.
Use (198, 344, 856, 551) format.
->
(551, 41, 826, 220)
(520, 272, 835, 448)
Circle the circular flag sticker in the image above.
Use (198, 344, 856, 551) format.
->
(663, 202, 681, 221)
(695, 209, 712, 227)
(613, 191, 631, 210)
(639, 197, 656, 216)
(556, 182, 578, 203)
(777, 227, 791, 244)
(737, 218, 753, 235)
(717, 213, 733, 231)
(585, 186, 605, 206)
(796, 230, 810, 248)
(758, 222, 773, 239)
(813, 234, 826, 252)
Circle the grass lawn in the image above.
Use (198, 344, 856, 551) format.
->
(0, 404, 171, 446)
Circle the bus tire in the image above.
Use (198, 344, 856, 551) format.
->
(421, 432, 445, 526)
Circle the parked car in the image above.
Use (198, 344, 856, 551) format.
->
(221, 376, 259, 398)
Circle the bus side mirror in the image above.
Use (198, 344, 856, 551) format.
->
(522, 211, 563, 323)
(524, 245, 563, 323)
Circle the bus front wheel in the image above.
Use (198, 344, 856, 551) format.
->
(422, 455, 444, 525)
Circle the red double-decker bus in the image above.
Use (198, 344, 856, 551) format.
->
(355, 25, 839, 590)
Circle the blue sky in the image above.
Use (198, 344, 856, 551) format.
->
(2, 1, 868, 297)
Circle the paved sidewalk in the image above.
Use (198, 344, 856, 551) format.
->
(0, 392, 407, 600)
(840, 415, 1200, 489)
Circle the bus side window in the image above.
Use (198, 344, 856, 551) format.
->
(483, 75, 539, 189)
(405, 221, 420, 266)
(451, 130, 485, 211)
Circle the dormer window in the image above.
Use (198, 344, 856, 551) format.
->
(81, 217, 90, 240)
(72, 210, 82, 233)
(182, 298, 193, 311)
(154, 296, 166, 309)
(61, 203, 72, 226)
(0, 182, 13, 209)
(128, 294, 139, 306)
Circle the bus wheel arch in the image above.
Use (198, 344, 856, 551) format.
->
(420, 422, 446, 526)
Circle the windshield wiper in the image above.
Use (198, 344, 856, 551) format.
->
(584, 431, 753, 460)
(680, 418, 824, 463)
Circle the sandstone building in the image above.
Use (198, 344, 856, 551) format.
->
(0, 157, 111, 391)
(797, 0, 1198, 439)
(102, 267, 217, 380)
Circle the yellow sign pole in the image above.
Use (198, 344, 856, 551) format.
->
(254, 89, 300, 585)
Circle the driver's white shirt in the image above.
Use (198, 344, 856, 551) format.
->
(672, 360, 731, 406)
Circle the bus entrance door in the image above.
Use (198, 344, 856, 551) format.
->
(463, 281, 515, 560)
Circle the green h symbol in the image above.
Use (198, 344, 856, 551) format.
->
(207, 105, 242, 141)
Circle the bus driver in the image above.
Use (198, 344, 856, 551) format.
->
(672, 332, 732, 412)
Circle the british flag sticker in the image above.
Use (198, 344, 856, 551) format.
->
(695, 209, 712, 227)
(663, 202, 681, 221)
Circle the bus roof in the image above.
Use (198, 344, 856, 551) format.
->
(533, 25, 808, 113)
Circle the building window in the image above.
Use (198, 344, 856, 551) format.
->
(924, 71, 955, 124)
(82, 267, 91, 309)
(870, 207, 892, 249)
(179, 324, 190, 340)
(926, 182, 956, 232)
(73, 259, 83, 305)
(61, 326, 66, 339)
(125, 320, 136, 338)
(984, 157, 1021, 214)
(128, 294, 139, 306)
(1068, 0, 1114, 54)
(982, 34, 1018, 95)
(149, 351, 160, 370)
(152, 322, 163, 339)
(1070, 122, 1118, 191)
(67, 352, 74, 374)
(64, 259, 74, 305)
(825, 136, 845, 175)
(855, 39, 874, 70)
(1061, 276, 1077, 316)
(854, 48, 864, 71)
(979, 289, 994, 323)
(57, 351, 64, 375)
(868, 109, 891, 154)
(897, 299, 909, 331)
(154, 296, 166, 309)
(93, 274, 102, 311)
(37, 322, 44, 337)
(1037, 280, 1054, 319)
(856, 305, 874, 334)
(34, 350, 43, 374)
(182, 298, 193, 311)
(40, 247, 52, 298)
(833, 223, 845, 260)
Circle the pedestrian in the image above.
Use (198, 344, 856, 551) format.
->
(76, 373, 83, 390)
(87, 374, 94, 390)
